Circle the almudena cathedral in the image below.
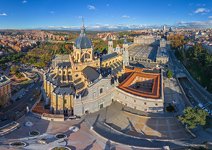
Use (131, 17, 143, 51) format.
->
(43, 24, 165, 117)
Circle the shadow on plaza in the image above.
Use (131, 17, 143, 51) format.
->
(1, 112, 50, 139)
(63, 119, 85, 137)
(83, 139, 96, 150)
(90, 98, 192, 149)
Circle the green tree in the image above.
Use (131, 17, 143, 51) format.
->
(167, 34, 185, 49)
(179, 107, 208, 129)
(10, 65, 19, 75)
(167, 70, 173, 78)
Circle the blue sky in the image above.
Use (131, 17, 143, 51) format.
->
(0, 0, 211, 29)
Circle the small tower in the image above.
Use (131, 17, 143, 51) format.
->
(123, 41, 129, 70)
(123, 37, 129, 50)
(108, 39, 113, 54)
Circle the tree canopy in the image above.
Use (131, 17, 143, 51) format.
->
(175, 44, 212, 92)
(21, 42, 73, 68)
(167, 34, 185, 49)
(167, 70, 173, 78)
(179, 107, 208, 129)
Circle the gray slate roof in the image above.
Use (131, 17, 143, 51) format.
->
(75, 26, 92, 49)
(57, 62, 71, 68)
(83, 66, 100, 82)
(101, 52, 118, 62)
(54, 83, 75, 95)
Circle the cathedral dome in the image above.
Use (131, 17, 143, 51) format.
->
(75, 25, 92, 49)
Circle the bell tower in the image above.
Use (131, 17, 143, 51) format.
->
(108, 39, 113, 54)
(123, 37, 129, 69)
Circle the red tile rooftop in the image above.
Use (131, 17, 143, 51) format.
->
(118, 67, 161, 99)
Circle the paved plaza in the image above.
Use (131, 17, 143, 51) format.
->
(0, 113, 134, 150)
(105, 103, 191, 140)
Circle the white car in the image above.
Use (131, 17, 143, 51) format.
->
(37, 138, 47, 144)
(198, 103, 204, 108)
(69, 126, 79, 132)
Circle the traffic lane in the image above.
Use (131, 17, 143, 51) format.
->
(170, 51, 210, 104)
(1, 81, 41, 120)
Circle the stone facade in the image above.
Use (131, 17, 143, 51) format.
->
(43, 23, 126, 116)
(114, 88, 164, 112)
(73, 78, 115, 116)
(114, 68, 164, 113)
(134, 35, 160, 45)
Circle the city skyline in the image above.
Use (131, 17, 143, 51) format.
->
(0, 0, 211, 30)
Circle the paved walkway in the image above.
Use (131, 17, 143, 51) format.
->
(104, 102, 191, 140)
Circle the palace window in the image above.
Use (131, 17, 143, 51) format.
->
(100, 88, 103, 94)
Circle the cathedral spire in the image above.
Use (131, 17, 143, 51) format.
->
(80, 16, 86, 36)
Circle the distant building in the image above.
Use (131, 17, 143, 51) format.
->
(156, 39, 169, 64)
(163, 25, 166, 32)
(108, 38, 132, 55)
(168, 27, 174, 33)
(134, 35, 160, 45)
(97, 32, 118, 41)
(156, 47, 169, 64)
(0, 75, 12, 107)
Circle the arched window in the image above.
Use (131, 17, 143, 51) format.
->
(85, 53, 90, 59)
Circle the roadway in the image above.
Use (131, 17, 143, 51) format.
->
(168, 50, 212, 113)
(0, 68, 43, 126)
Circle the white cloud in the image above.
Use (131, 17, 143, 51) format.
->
(87, 5, 96, 10)
(22, 0, 27, 4)
(194, 8, 210, 14)
(122, 15, 130, 18)
(208, 16, 212, 19)
(177, 20, 212, 28)
(0, 13, 7, 16)
(44, 24, 151, 31)
(77, 16, 83, 19)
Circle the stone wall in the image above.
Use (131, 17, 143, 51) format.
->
(113, 88, 163, 113)
(74, 78, 115, 116)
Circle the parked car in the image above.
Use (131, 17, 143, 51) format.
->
(37, 138, 47, 144)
